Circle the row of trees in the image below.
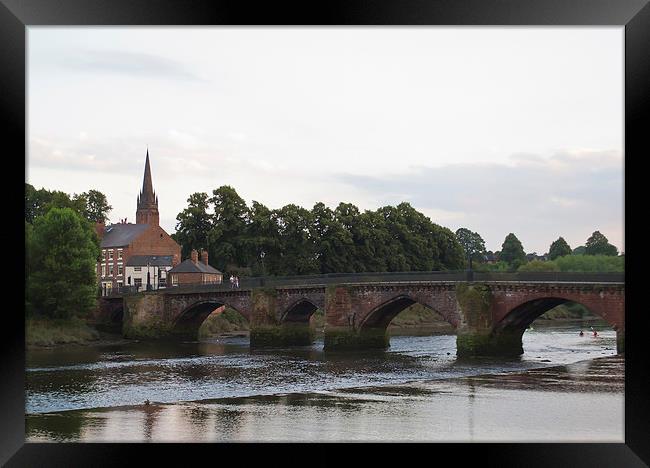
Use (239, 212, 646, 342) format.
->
(173, 186, 466, 275)
(25, 184, 110, 320)
(454, 227, 621, 272)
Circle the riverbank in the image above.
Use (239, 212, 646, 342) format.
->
(26, 318, 130, 349)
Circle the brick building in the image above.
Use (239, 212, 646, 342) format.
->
(96, 150, 181, 294)
(168, 249, 223, 286)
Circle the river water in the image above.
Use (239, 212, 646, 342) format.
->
(26, 319, 623, 442)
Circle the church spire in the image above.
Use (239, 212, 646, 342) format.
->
(141, 148, 155, 202)
(136, 148, 160, 225)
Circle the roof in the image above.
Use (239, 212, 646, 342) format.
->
(125, 255, 173, 267)
(168, 259, 223, 275)
(100, 223, 149, 248)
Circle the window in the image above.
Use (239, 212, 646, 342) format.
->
(134, 278, 142, 287)
(101, 265, 106, 277)
(172, 276, 178, 285)
(159, 277, 166, 287)
(108, 250, 113, 260)
(134, 267, 141, 272)
(118, 265, 123, 276)
(117, 249, 123, 260)
(108, 265, 113, 277)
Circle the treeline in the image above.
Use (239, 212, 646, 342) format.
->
(455, 227, 623, 273)
(172, 186, 466, 275)
(25, 184, 112, 320)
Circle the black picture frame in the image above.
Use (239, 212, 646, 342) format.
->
(3, 0, 648, 465)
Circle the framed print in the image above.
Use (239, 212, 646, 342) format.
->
(3, 0, 648, 465)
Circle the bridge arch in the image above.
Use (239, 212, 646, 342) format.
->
(497, 294, 621, 333)
(358, 294, 453, 331)
(280, 298, 320, 324)
(173, 300, 248, 339)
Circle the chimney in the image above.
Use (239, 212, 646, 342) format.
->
(172, 253, 180, 267)
(95, 220, 105, 239)
(190, 249, 199, 264)
(200, 249, 208, 265)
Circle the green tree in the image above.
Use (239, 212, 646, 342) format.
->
(274, 204, 319, 275)
(27, 208, 100, 320)
(245, 201, 281, 275)
(500, 233, 526, 268)
(209, 186, 249, 271)
(73, 189, 112, 223)
(174, 192, 213, 260)
(25, 184, 111, 224)
(585, 231, 618, 256)
(312, 202, 354, 273)
(548, 236, 572, 260)
(455, 227, 486, 269)
(572, 245, 586, 255)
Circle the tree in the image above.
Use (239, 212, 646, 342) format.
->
(25, 184, 111, 224)
(573, 245, 586, 255)
(245, 201, 281, 275)
(585, 231, 618, 256)
(27, 208, 100, 320)
(500, 233, 526, 268)
(548, 237, 572, 260)
(174, 192, 213, 260)
(312, 202, 354, 273)
(74, 189, 112, 223)
(455, 228, 486, 269)
(209, 186, 249, 271)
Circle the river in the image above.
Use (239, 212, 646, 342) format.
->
(25, 319, 623, 442)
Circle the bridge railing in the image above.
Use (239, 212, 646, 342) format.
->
(100, 270, 624, 296)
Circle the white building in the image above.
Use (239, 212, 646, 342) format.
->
(124, 255, 174, 291)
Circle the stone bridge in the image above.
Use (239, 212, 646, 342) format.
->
(97, 271, 625, 356)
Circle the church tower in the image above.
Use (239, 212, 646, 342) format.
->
(135, 149, 160, 226)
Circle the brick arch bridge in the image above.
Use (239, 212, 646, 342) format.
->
(98, 272, 624, 356)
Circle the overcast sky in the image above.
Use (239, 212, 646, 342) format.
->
(26, 27, 623, 254)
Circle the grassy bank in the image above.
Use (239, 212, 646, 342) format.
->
(26, 317, 101, 348)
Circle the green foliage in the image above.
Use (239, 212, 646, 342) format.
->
(455, 227, 486, 268)
(173, 186, 466, 276)
(572, 245, 586, 255)
(554, 254, 624, 272)
(73, 190, 112, 222)
(518, 259, 560, 272)
(499, 233, 526, 267)
(585, 231, 618, 256)
(25, 183, 112, 224)
(548, 237, 572, 260)
(27, 208, 100, 320)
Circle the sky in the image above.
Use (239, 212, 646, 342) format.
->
(26, 27, 624, 254)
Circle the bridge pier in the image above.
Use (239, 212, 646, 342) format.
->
(123, 293, 175, 339)
(455, 283, 525, 357)
(249, 289, 315, 347)
(616, 330, 625, 354)
(322, 285, 390, 350)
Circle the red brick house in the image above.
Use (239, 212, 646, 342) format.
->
(168, 249, 223, 286)
(96, 150, 181, 294)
